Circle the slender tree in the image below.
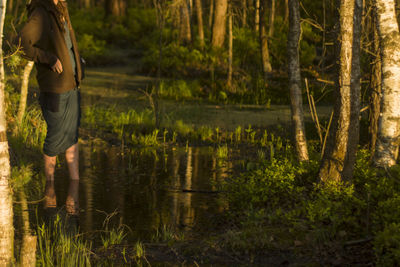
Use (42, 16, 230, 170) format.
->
(179, 0, 192, 44)
(195, 0, 205, 47)
(319, 0, 362, 182)
(227, 2, 233, 88)
(287, 0, 308, 162)
(211, 0, 228, 48)
(369, 12, 381, 160)
(260, 0, 272, 77)
(0, 0, 14, 264)
(17, 61, 34, 125)
(373, 0, 400, 167)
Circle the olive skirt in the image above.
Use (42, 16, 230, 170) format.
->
(40, 89, 81, 157)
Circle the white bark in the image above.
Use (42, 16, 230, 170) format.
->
(288, 0, 308, 161)
(17, 61, 34, 125)
(374, 0, 400, 167)
(0, 0, 14, 264)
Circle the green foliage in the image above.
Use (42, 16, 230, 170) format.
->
(101, 227, 127, 249)
(375, 224, 400, 267)
(37, 218, 92, 266)
(159, 80, 202, 100)
(77, 34, 107, 65)
(142, 43, 208, 77)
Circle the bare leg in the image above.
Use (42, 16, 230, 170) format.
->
(66, 180, 79, 215)
(44, 154, 56, 181)
(44, 180, 57, 209)
(65, 143, 79, 181)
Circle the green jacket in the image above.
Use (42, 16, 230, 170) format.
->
(19, 1, 82, 93)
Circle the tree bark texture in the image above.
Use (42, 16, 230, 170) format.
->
(179, 0, 192, 44)
(369, 18, 381, 160)
(211, 0, 228, 48)
(209, 0, 214, 30)
(195, 0, 205, 47)
(19, 191, 36, 267)
(260, 0, 272, 76)
(287, 0, 309, 162)
(0, 0, 14, 264)
(17, 61, 34, 125)
(373, 0, 400, 167)
(319, 0, 362, 182)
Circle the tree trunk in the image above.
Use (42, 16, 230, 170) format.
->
(0, 0, 14, 265)
(254, 0, 260, 32)
(19, 191, 36, 267)
(284, 0, 289, 23)
(260, 0, 272, 76)
(242, 0, 247, 27)
(195, 0, 205, 47)
(268, 0, 275, 38)
(369, 14, 381, 160)
(179, 0, 192, 44)
(227, 4, 233, 88)
(209, 0, 214, 30)
(287, 0, 308, 162)
(373, 0, 400, 167)
(319, 0, 362, 182)
(105, 0, 125, 17)
(211, 0, 228, 48)
(17, 61, 34, 125)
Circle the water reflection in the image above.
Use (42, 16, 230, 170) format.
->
(45, 144, 231, 240)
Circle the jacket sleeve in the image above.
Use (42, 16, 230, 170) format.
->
(18, 7, 58, 66)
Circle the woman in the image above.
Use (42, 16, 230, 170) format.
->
(19, 0, 83, 215)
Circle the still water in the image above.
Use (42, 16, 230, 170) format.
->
(41, 144, 231, 240)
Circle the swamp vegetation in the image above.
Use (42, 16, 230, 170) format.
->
(2, 0, 400, 266)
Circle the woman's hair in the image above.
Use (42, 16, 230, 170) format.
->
(28, 0, 69, 32)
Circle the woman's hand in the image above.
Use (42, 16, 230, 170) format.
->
(51, 59, 63, 74)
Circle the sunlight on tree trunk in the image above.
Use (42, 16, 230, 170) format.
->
(254, 0, 260, 32)
(369, 16, 381, 161)
(211, 0, 228, 48)
(0, 0, 14, 264)
(195, 0, 204, 47)
(260, 0, 272, 78)
(19, 190, 36, 267)
(319, 0, 362, 182)
(373, 0, 400, 167)
(17, 61, 34, 125)
(227, 4, 233, 89)
(287, 0, 308, 162)
(179, 0, 192, 44)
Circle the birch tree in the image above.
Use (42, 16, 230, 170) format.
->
(0, 0, 14, 264)
(287, 0, 308, 162)
(319, 0, 362, 182)
(373, 0, 400, 167)
(17, 61, 34, 125)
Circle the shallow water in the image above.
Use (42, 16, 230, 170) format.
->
(38, 144, 231, 241)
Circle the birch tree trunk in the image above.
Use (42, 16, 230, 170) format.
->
(17, 61, 34, 125)
(0, 0, 14, 264)
(211, 0, 228, 48)
(19, 191, 36, 267)
(287, 0, 308, 162)
(319, 0, 362, 182)
(373, 0, 400, 167)
(260, 0, 272, 77)
(195, 0, 205, 47)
